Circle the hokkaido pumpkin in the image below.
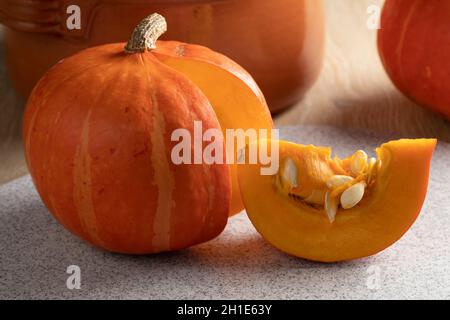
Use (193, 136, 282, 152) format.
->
(378, 0, 450, 119)
(23, 14, 270, 253)
(238, 138, 436, 262)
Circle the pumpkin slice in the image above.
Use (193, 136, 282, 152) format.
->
(238, 138, 436, 262)
(153, 42, 273, 216)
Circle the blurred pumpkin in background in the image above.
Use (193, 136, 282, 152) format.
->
(378, 0, 450, 120)
(0, 0, 325, 113)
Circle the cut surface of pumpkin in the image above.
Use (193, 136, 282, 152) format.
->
(153, 41, 273, 215)
(238, 139, 436, 262)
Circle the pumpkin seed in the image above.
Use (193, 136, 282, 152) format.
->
(340, 182, 366, 209)
(350, 150, 368, 176)
(280, 157, 298, 190)
(325, 191, 338, 223)
(326, 175, 354, 189)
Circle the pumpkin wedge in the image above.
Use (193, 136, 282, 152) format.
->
(153, 41, 273, 215)
(238, 138, 436, 262)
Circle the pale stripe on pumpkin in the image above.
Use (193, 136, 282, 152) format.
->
(73, 110, 104, 246)
(150, 93, 175, 251)
(204, 165, 217, 235)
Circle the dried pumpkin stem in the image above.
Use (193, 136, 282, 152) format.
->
(125, 13, 167, 53)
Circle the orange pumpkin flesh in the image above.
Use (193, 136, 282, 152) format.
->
(238, 139, 436, 262)
(23, 15, 234, 254)
(153, 41, 273, 215)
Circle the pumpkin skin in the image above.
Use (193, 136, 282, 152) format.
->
(378, 0, 450, 119)
(23, 29, 233, 253)
(238, 139, 436, 262)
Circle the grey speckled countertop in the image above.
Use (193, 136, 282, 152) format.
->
(1, 126, 450, 300)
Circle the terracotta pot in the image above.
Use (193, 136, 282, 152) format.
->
(0, 0, 325, 113)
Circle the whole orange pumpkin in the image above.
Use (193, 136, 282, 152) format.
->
(23, 14, 241, 254)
